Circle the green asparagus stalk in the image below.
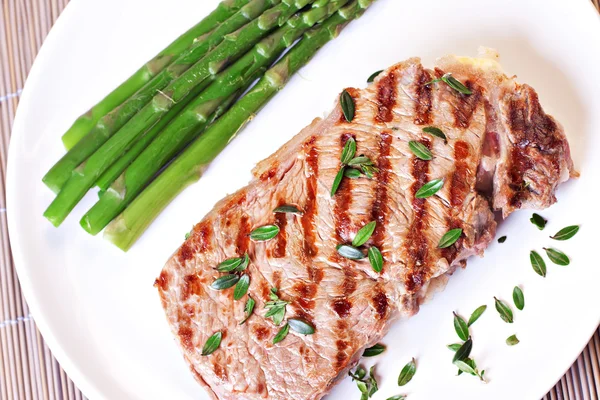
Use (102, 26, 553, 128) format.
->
(105, 0, 373, 251)
(81, 0, 348, 235)
(60, 0, 253, 150)
(95, 87, 241, 193)
(97, 92, 240, 196)
(43, 0, 320, 227)
(94, 82, 208, 192)
(89, 84, 251, 212)
(96, 92, 240, 198)
(43, 0, 280, 194)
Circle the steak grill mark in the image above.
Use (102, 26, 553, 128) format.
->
(177, 222, 213, 264)
(333, 134, 354, 242)
(236, 215, 251, 254)
(372, 289, 389, 319)
(330, 133, 358, 319)
(450, 141, 471, 207)
(452, 81, 481, 128)
(335, 339, 349, 368)
(181, 274, 202, 302)
(404, 138, 432, 293)
(442, 140, 471, 262)
(375, 69, 397, 123)
(301, 138, 323, 292)
(292, 281, 317, 312)
(301, 139, 319, 258)
(272, 210, 287, 258)
(507, 147, 533, 208)
(332, 299, 352, 318)
(370, 133, 393, 249)
(414, 66, 433, 125)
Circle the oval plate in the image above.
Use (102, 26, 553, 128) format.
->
(7, 0, 600, 399)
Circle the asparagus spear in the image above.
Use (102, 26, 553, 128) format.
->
(81, 0, 349, 235)
(60, 0, 253, 150)
(43, 0, 320, 227)
(94, 82, 207, 192)
(95, 84, 239, 193)
(43, 0, 280, 193)
(105, 0, 374, 251)
(95, 86, 244, 194)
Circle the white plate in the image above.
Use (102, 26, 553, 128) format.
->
(7, 0, 600, 399)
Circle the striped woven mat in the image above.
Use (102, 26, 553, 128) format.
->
(1, 1, 599, 399)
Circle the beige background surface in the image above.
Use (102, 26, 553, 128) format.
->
(0, 0, 599, 399)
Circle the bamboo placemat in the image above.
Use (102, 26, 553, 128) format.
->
(0, 0, 599, 399)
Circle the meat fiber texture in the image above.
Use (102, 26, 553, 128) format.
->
(156, 51, 575, 400)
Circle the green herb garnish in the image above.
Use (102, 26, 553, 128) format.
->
(438, 228, 462, 249)
(336, 244, 365, 260)
(397, 358, 417, 386)
(467, 305, 487, 327)
(353, 221, 376, 247)
(506, 334, 520, 346)
(341, 137, 357, 165)
(201, 332, 222, 356)
(349, 365, 367, 381)
(264, 288, 289, 326)
(288, 318, 315, 335)
(513, 287, 524, 311)
(361, 164, 379, 179)
(250, 225, 280, 241)
(332, 138, 367, 195)
(363, 343, 386, 357)
(543, 247, 570, 266)
(273, 323, 289, 344)
(452, 337, 472, 363)
(426, 73, 472, 95)
(458, 358, 484, 380)
(237, 253, 250, 271)
(454, 359, 485, 381)
(347, 155, 371, 165)
(240, 297, 255, 325)
(423, 126, 447, 143)
(349, 365, 379, 399)
(273, 205, 303, 215)
(498, 236, 507, 243)
(368, 246, 383, 273)
(331, 167, 346, 196)
(340, 90, 355, 122)
(453, 312, 469, 341)
(367, 366, 378, 397)
(415, 178, 444, 199)
(233, 274, 250, 300)
(409, 141, 433, 161)
(348, 155, 379, 178)
(494, 297, 514, 323)
(344, 168, 362, 178)
(530, 213, 547, 230)
(447, 343, 462, 352)
(211, 274, 240, 290)
(530, 250, 547, 277)
(367, 70, 383, 83)
(550, 225, 579, 241)
(442, 74, 472, 94)
(216, 256, 243, 272)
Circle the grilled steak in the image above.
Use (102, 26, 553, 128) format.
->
(156, 52, 576, 400)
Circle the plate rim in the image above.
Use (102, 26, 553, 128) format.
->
(5, 1, 110, 398)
